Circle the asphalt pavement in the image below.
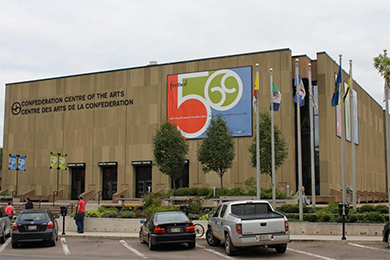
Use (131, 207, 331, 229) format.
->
(60, 231, 383, 242)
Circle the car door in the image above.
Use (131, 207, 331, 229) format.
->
(142, 214, 154, 240)
(214, 204, 228, 240)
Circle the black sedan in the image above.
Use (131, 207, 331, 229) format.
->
(139, 211, 196, 250)
(11, 209, 59, 248)
(383, 222, 390, 248)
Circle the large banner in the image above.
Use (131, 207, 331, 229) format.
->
(167, 66, 252, 139)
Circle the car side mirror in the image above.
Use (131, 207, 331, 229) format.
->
(140, 220, 145, 224)
(208, 213, 214, 218)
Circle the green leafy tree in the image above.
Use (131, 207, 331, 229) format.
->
(197, 114, 235, 189)
(373, 51, 390, 87)
(248, 112, 288, 177)
(152, 121, 189, 189)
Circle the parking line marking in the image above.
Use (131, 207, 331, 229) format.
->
(288, 248, 338, 260)
(196, 245, 236, 260)
(348, 243, 389, 253)
(61, 237, 71, 255)
(120, 239, 147, 259)
(0, 238, 10, 252)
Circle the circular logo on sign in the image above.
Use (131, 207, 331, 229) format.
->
(11, 102, 22, 115)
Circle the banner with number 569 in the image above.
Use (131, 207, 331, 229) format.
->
(167, 66, 252, 139)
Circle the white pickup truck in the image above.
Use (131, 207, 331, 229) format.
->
(206, 200, 290, 256)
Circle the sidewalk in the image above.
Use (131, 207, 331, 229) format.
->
(60, 231, 383, 242)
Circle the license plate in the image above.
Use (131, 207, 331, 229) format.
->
(171, 228, 180, 233)
(28, 225, 37, 230)
(256, 235, 271, 241)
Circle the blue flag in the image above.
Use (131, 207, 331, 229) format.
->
(18, 155, 26, 171)
(332, 65, 342, 107)
(9, 154, 17, 170)
(294, 74, 306, 106)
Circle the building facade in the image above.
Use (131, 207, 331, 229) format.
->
(2, 49, 387, 201)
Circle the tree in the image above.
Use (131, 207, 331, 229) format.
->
(373, 51, 390, 90)
(197, 114, 235, 189)
(152, 121, 189, 189)
(248, 112, 288, 178)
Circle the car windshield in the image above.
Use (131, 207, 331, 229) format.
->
(18, 213, 48, 221)
(231, 203, 270, 216)
(156, 212, 188, 223)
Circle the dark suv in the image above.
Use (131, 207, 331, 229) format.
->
(11, 209, 58, 248)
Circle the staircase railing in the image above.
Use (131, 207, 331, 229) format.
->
(38, 191, 57, 208)
(85, 190, 102, 205)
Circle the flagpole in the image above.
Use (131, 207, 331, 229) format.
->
(339, 55, 347, 225)
(256, 63, 261, 200)
(383, 49, 390, 218)
(295, 59, 303, 221)
(270, 68, 276, 209)
(308, 63, 316, 208)
(349, 60, 357, 210)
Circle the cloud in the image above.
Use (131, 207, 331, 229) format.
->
(1, 0, 389, 146)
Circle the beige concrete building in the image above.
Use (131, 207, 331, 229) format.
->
(1, 49, 388, 202)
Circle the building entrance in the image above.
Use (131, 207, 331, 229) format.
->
(135, 166, 152, 198)
(102, 167, 117, 200)
(71, 167, 85, 200)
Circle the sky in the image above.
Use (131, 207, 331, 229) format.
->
(0, 0, 389, 146)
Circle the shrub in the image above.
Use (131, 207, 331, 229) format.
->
(142, 205, 179, 217)
(303, 214, 317, 222)
(374, 205, 389, 214)
(348, 214, 358, 223)
(102, 210, 119, 218)
(185, 196, 204, 214)
(85, 210, 102, 218)
(316, 210, 333, 222)
(326, 202, 340, 214)
(143, 192, 163, 209)
(359, 205, 375, 213)
(175, 188, 190, 196)
(164, 189, 175, 198)
(118, 211, 136, 218)
(361, 211, 385, 223)
(197, 187, 210, 196)
(188, 187, 198, 196)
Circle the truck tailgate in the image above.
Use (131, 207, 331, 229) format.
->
(241, 215, 285, 235)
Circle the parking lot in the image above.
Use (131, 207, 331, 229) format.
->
(0, 237, 389, 260)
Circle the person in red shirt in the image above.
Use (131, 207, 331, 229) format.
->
(5, 202, 15, 220)
(75, 195, 86, 233)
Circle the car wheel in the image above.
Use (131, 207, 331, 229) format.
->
(188, 241, 196, 249)
(148, 235, 155, 250)
(139, 231, 146, 244)
(388, 231, 390, 248)
(275, 244, 287, 253)
(11, 242, 18, 248)
(0, 230, 5, 244)
(206, 229, 220, 246)
(224, 233, 236, 256)
(50, 238, 56, 247)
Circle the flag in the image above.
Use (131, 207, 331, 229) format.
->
(294, 74, 305, 106)
(270, 82, 281, 111)
(18, 155, 26, 171)
(343, 74, 351, 102)
(253, 70, 259, 113)
(309, 87, 318, 109)
(50, 153, 58, 169)
(9, 154, 17, 170)
(332, 65, 342, 106)
(59, 154, 67, 170)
